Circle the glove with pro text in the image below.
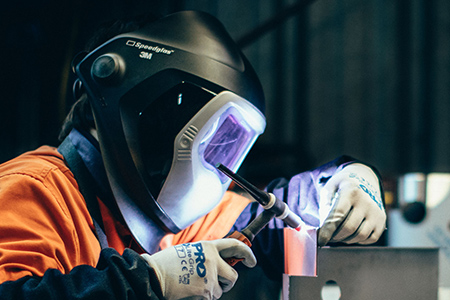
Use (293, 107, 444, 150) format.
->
(141, 239, 257, 300)
(318, 163, 386, 246)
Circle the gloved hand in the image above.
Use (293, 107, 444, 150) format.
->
(318, 163, 386, 246)
(141, 239, 257, 300)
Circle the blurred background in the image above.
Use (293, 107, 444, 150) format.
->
(1, 0, 449, 183)
(1, 0, 450, 298)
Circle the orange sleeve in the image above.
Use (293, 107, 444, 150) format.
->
(159, 191, 252, 249)
(0, 149, 101, 283)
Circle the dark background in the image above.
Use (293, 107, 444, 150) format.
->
(1, 1, 448, 298)
(1, 0, 449, 190)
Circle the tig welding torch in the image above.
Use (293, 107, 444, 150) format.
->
(216, 163, 303, 229)
(216, 164, 303, 266)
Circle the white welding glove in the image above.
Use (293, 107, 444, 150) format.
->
(318, 163, 386, 246)
(141, 239, 257, 300)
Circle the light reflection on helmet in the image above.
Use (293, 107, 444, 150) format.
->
(74, 11, 266, 253)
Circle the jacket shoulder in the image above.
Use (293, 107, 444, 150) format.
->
(0, 146, 71, 182)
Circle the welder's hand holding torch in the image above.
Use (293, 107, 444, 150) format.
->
(141, 239, 256, 300)
(318, 163, 386, 246)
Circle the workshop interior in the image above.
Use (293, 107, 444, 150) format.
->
(1, 0, 450, 299)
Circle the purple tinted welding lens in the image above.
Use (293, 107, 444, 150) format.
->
(203, 114, 254, 178)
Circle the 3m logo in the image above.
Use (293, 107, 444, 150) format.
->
(139, 51, 153, 60)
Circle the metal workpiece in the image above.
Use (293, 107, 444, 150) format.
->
(282, 247, 439, 300)
(284, 227, 318, 277)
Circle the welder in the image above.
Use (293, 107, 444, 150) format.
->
(0, 10, 386, 299)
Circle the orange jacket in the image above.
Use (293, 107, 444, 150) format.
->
(0, 146, 250, 284)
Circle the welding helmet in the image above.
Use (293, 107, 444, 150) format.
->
(74, 11, 266, 252)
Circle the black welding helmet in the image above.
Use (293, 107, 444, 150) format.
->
(74, 11, 266, 252)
